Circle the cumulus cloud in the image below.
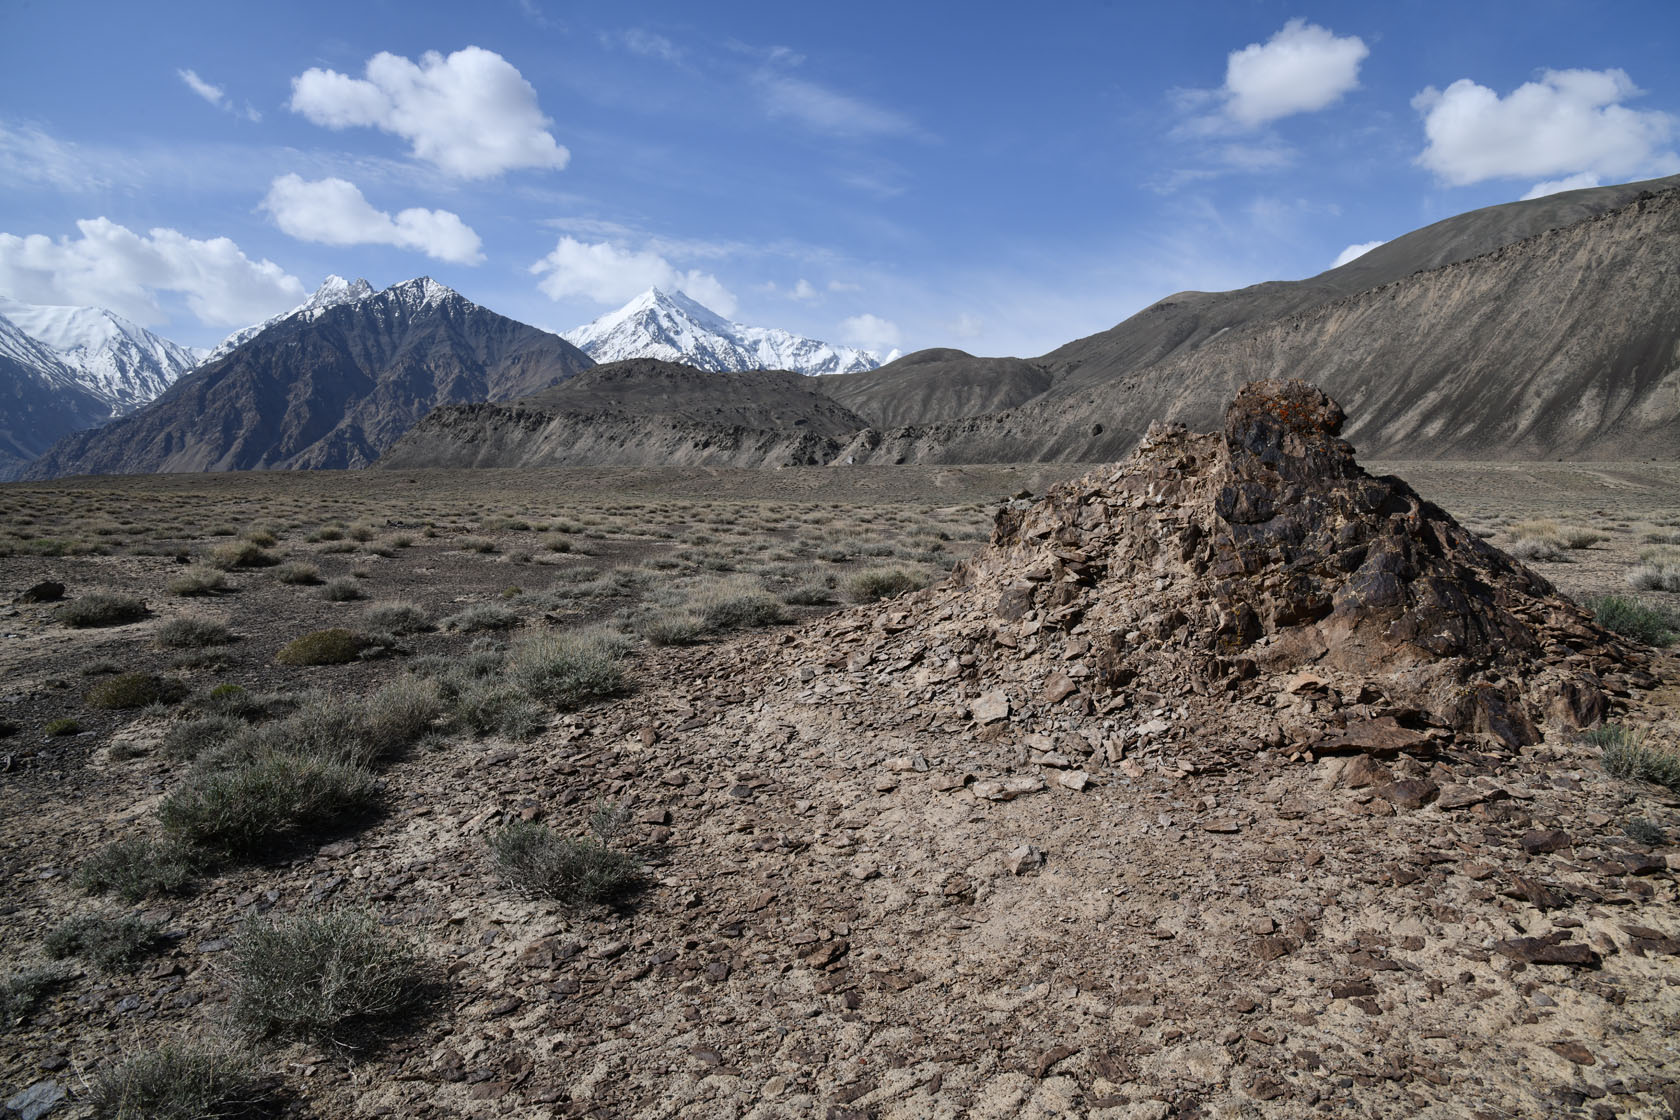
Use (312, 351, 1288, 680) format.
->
(1414, 68, 1677, 187)
(289, 46, 569, 179)
(177, 68, 261, 121)
(839, 313, 900, 351)
(260, 174, 483, 264)
(1224, 20, 1368, 127)
(0, 217, 304, 327)
(530, 236, 736, 315)
(757, 74, 915, 138)
(1331, 240, 1386, 268)
(1521, 172, 1603, 200)
(791, 278, 817, 301)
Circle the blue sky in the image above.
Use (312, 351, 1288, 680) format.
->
(2, 0, 1677, 357)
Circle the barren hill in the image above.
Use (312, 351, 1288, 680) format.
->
(835, 181, 1680, 464)
(379, 358, 869, 470)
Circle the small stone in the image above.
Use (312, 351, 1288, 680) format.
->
(1550, 1041, 1595, 1066)
(1006, 845, 1045, 875)
(1053, 769, 1090, 792)
(5, 1080, 66, 1120)
(1376, 778, 1439, 810)
(318, 840, 359, 858)
(1042, 673, 1078, 704)
(972, 775, 1045, 801)
(971, 691, 1010, 724)
(1495, 935, 1596, 967)
(1521, 829, 1572, 855)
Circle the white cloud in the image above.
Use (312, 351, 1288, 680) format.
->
(839, 313, 900, 351)
(1414, 69, 1677, 187)
(756, 74, 915, 138)
(260, 174, 483, 264)
(0, 217, 305, 327)
(1521, 172, 1603, 200)
(1331, 240, 1386, 268)
(621, 29, 683, 63)
(0, 122, 121, 192)
(530, 236, 736, 315)
(289, 47, 569, 179)
(177, 68, 261, 121)
(791, 278, 816, 301)
(1224, 20, 1368, 126)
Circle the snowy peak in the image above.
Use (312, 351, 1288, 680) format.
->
(564, 288, 885, 376)
(0, 297, 199, 415)
(206, 275, 375, 363)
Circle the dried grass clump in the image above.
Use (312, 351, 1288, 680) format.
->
(56, 591, 148, 628)
(276, 628, 366, 666)
(75, 837, 197, 901)
(490, 817, 642, 906)
(505, 628, 627, 711)
(209, 541, 279, 571)
(229, 909, 420, 1044)
(155, 614, 234, 649)
(86, 671, 187, 710)
(88, 1042, 270, 1120)
(167, 565, 227, 597)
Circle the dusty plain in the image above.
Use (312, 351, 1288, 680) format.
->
(1, 456, 1677, 1120)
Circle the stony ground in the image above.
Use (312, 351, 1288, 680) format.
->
(1, 447, 1677, 1120)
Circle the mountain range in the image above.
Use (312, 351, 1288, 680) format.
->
(565, 287, 889, 375)
(14, 173, 1680, 479)
(23, 277, 592, 477)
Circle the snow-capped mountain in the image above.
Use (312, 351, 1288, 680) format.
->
(206, 274, 375, 363)
(0, 296, 204, 416)
(0, 314, 113, 478)
(564, 288, 890, 376)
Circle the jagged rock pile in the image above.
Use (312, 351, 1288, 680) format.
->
(790, 380, 1651, 782)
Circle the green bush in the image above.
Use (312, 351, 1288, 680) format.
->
(158, 750, 379, 855)
(697, 585, 788, 632)
(86, 671, 187, 710)
(275, 561, 321, 585)
(46, 717, 82, 736)
(490, 818, 642, 906)
(161, 715, 245, 760)
(630, 608, 705, 647)
(56, 592, 148, 628)
(784, 583, 836, 606)
(229, 909, 420, 1044)
(1589, 594, 1678, 646)
(1626, 819, 1668, 845)
(844, 567, 926, 603)
(166, 565, 227, 597)
(76, 836, 196, 901)
(506, 629, 626, 711)
(1597, 724, 1680, 792)
(209, 541, 279, 570)
(276, 628, 366, 666)
(155, 614, 234, 649)
(360, 601, 432, 635)
(450, 680, 547, 740)
(319, 576, 363, 602)
(44, 914, 162, 973)
(248, 681, 441, 768)
(89, 1042, 269, 1120)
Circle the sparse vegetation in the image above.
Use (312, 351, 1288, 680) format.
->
(44, 914, 162, 972)
(506, 628, 627, 710)
(56, 591, 148, 628)
(86, 671, 187, 710)
(442, 602, 521, 632)
(46, 717, 82, 736)
(491, 810, 642, 906)
(319, 576, 364, 602)
(159, 749, 379, 855)
(156, 614, 234, 649)
(360, 600, 432, 635)
(1593, 723, 1680, 791)
(76, 836, 197, 901)
(228, 909, 420, 1044)
(1626, 819, 1668, 846)
(845, 566, 927, 603)
(167, 564, 228, 597)
(88, 1042, 270, 1120)
(1589, 594, 1678, 646)
(274, 561, 322, 585)
(0, 963, 69, 1029)
(276, 627, 366, 665)
(210, 541, 279, 570)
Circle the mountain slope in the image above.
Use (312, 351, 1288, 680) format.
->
(814, 348, 1052, 429)
(0, 316, 112, 479)
(0, 297, 202, 415)
(835, 182, 1680, 464)
(378, 358, 867, 469)
(206, 275, 375, 364)
(24, 278, 594, 478)
(566, 288, 887, 375)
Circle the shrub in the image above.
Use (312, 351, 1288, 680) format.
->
(541, 533, 572, 553)
(1626, 819, 1668, 846)
(167, 565, 227, 597)
(1561, 529, 1606, 550)
(159, 750, 379, 855)
(156, 614, 234, 649)
(319, 577, 363, 602)
(360, 677, 443, 757)
(306, 526, 344, 543)
(44, 914, 162, 973)
(450, 681, 547, 740)
(506, 629, 626, 711)
(86, 672, 187, 710)
(441, 603, 522, 633)
(276, 628, 366, 666)
(210, 542, 279, 570)
(784, 583, 836, 606)
(490, 818, 642, 906)
(360, 601, 432, 635)
(162, 715, 244, 760)
(1507, 536, 1563, 562)
(1598, 725, 1680, 792)
(244, 529, 278, 547)
(46, 717, 82, 736)
(275, 561, 321, 586)
(0, 963, 69, 1029)
(457, 536, 497, 554)
(844, 567, 926, 603)
(56, 591, 148, 628)
(88, 1042, 269, 1120)
(630, 608, 705, 647)
(75, 837, 196, 901)
(229, 909, 420, 1044)
(1589, 595, 1678, 646)
(1626, 564, 1680, 593)
(250, 681, 442, 768)
(696, 583, 788, 632)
